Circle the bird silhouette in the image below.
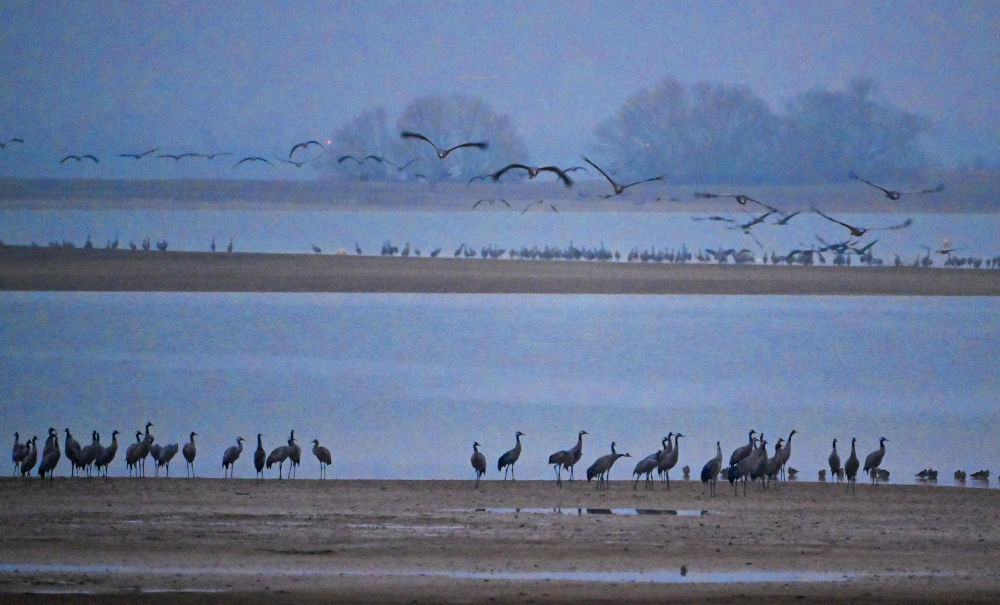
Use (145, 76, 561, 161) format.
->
(0, 138, 24, 149)
(694, 192, 782, 213)
(490, 164, 574, 187)
(583, 157, 662, 195)
(472, 198, 510, 209)
(118, 148, 160, 159)
(290, 140, 324, 158)
(774, 211, 801, 225)
(233, 156, 273, 168)
(61, 155, 99, 164)
(849, 171, 944, 200)
(401, 131, 488, 159)
(157, 153, 199, 161)
(276, 156, 319, 168)
(813, 208, 912, 237)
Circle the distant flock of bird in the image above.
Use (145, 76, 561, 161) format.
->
(9, 425, 331, 483)
(10, 426, 994, 494)
(6, 128, 994, 266)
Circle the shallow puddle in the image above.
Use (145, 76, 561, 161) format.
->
(0, 563, 895, 585)
(468, 508, 708, 516)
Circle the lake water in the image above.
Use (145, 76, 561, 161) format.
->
(2, 292, 998, 481)
(1, 210, 999, 262)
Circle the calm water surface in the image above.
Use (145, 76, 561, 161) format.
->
(2, 293, 997, 480)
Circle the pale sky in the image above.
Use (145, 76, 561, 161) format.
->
(1, 1, 998, 179)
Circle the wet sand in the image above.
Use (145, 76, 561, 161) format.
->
(2, 246, 999, 295)
(1, 478, 999, 603)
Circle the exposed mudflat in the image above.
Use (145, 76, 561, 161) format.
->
(1, 478, 999, 603)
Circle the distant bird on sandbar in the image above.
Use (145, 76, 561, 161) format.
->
(233, 156, 273, 168)
(813, 208, 912, 237)
(0, 138, 24, 149)
(118, 148, 160, 159)
(691, 215, 735, 223)
(311, 244, 322, 254)
(61, 155, 99, 164)
(849, 171, 944, 200)
(583, 157, 662, 196)
(490, 164, 574, 187)
(289, 141, 324, 158)
(401, 131, 488, 159)
(471, 442, 486, 487)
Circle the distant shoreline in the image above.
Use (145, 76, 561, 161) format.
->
(2, 176, 997, 213)
(2, 246, 998, 295)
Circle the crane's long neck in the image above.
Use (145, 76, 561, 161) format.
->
(257, 435, 263, 448)
(473, 443, 479, 453)
(715, 442, 722, 460)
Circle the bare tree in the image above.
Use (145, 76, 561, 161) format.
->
(318, 107, 401, 181)
(396, 94, 528, 181)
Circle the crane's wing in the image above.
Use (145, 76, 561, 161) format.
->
(849, 171, 893, 196)
(442, 141, 489, 157)
(538, 166, 573, 187)
(82, 155, 99, 163)
(337, 155, 362, 164)
(621, 175, 664, 190)
(522, 199, 542, 214)
(775, 211, 800, 224)
(289, 140, 323, 158)
(401, 131, 439, 150)
(583, 157, 617, 187)
(472, 199, 487, 209)
(549, 204, 558, 213)
(60, 155, 80, 163)
(869, 218, 912, 231)
(813, 208, 858, 231)
(903, 184, 945, 195)
(491, 164, 532, 181)
(499, 199, 510, 207)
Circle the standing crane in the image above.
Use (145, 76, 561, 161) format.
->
(94, 430, 119, 478)
(470, 442, 486, 487)
(183, 432, 197, 478)
(497, 431, 524, 481)
(586, 442, 630, 490)
(312, 439, 332, 479)
(828, 439, 842, 484)
(730, 430, 756, 466)
(863, 437, 888, 485)
(701, 441, 723, 497)
(222, 437, 245, 478)
(548, 430, 587, 487)
(844, 438, 860, 493)
(659, 433, 683, 489)
(254, 434, 266, 480)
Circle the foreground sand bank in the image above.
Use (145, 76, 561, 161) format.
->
(2, 246, 999, 295)
(1, 478, 998, 603)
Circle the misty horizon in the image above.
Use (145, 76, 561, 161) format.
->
(1, 2, 998, 182)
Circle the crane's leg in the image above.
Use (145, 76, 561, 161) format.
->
(569, 465, 574, 482)
(665, 471, 670, 490)
(511, 464, 515, 481)
(192, 461, 196, 478)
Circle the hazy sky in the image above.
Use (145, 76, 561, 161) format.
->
(1, 1, 998, 179)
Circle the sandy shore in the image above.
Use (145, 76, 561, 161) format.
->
(1, 478, 999, 603)
(2, 246, 999, 295)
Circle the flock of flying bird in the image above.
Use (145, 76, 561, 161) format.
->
(8, 129, 987, 266)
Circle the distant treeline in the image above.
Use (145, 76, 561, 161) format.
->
(322, 77, 931, 186)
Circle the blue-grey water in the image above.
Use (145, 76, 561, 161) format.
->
(1, 210, 999, 261)
(2, 292, 998, 481)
